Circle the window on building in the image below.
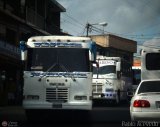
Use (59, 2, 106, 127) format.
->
(0, 24, 6, 40)
(6, 28, 16, 45)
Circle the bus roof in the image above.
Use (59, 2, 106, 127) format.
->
(27, 36, 91, 42)
(141, 47, 160, 54)
(96, 55, 121, 61)
(26, 36, 93, 48)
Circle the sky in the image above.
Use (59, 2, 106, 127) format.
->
(56, 0, 160, 51)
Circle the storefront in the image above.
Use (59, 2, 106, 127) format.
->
(0, 40, 22, 106)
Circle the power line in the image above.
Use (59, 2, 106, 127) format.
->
(62, 13, 85, 28)
(78, 27, 86, 36)
(116, 0, 160, 37)
(137, 44, 160, 49)
(60, 10, 160, 43)
(61, 21, 81, 34)
(61, 13, 88, 35)
(62, 13, 109, 36)
(61, 17, 82, 28)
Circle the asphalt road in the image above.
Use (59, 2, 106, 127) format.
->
(0, 101, 131, 127)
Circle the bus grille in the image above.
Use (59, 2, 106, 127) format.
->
(46, 88, 68, 103)
(93, 83, 103, 93)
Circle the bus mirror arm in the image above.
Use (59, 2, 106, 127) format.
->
(20, 41, 27, 61)
(91, 61, 99, 68)
(96, 62, 99, 68)
(94, 61, 99, 68)
(116, 62, 121, 71)
(117, 71, 122, 79)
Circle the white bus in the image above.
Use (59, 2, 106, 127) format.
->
(92, 56, 132, 104)
(20, 36, 96, 113)
(141, 48, 160, 80)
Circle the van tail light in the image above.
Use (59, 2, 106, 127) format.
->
(133, 100, 150, 107)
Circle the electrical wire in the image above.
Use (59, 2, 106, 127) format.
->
(62, 13, 85, 28)
(59, 1, 160, 43)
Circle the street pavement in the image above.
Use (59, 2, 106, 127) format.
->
(0, 102, 130, 127)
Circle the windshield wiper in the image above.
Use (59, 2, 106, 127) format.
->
(46, 63, 57, 72)
(38, 63, 57, 81)
(59, 63, 70, 72)
(38, 63, 76, 81)
(59, 63, 76, 81)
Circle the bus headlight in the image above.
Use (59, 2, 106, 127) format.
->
(26, 95, 39, 100)
(74, 95, 87, 100)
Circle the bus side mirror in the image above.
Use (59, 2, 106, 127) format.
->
(89, 51, 94, 62)
(89, 41, 96, 62)
(20, 41, 27, 61)
(116, 62, 121, 71)
(96, 62, 99, 68)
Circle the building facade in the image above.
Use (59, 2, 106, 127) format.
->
(0, 0, 65, 106)
(90, 34, 137, 65)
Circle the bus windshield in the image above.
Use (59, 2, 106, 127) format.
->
(99, 65, 116, 75)
(27, 48, 90, 72)
(93, 65, 116, 75)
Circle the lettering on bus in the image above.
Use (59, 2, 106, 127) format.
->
(33, 42, 82, 48)
(30, 72, 88, 78)
(99, 60, 115, 65)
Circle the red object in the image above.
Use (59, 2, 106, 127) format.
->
(133, 100, 150, 107)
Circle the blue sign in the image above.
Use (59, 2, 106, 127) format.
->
(33, 42, 82, 48)
(30, 72, 88, 78)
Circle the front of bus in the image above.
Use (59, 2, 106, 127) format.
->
(20, 36, 96, 111)
(92, 57, 121, 103)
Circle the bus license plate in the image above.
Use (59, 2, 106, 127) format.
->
(52, 103, 62, 108)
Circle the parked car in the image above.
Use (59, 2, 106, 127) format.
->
(130, 79, 160, 121)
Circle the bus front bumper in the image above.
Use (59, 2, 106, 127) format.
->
(23, 101, 92, 110)
(93, 92, 117, 100)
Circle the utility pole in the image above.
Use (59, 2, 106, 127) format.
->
(86, 22, 108, 36)
(86, 23, 91, 37)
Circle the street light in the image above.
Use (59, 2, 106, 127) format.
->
(92, 22, 108, 26)
(86, 22, 108, 36)
(99, 22, 108, 34)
